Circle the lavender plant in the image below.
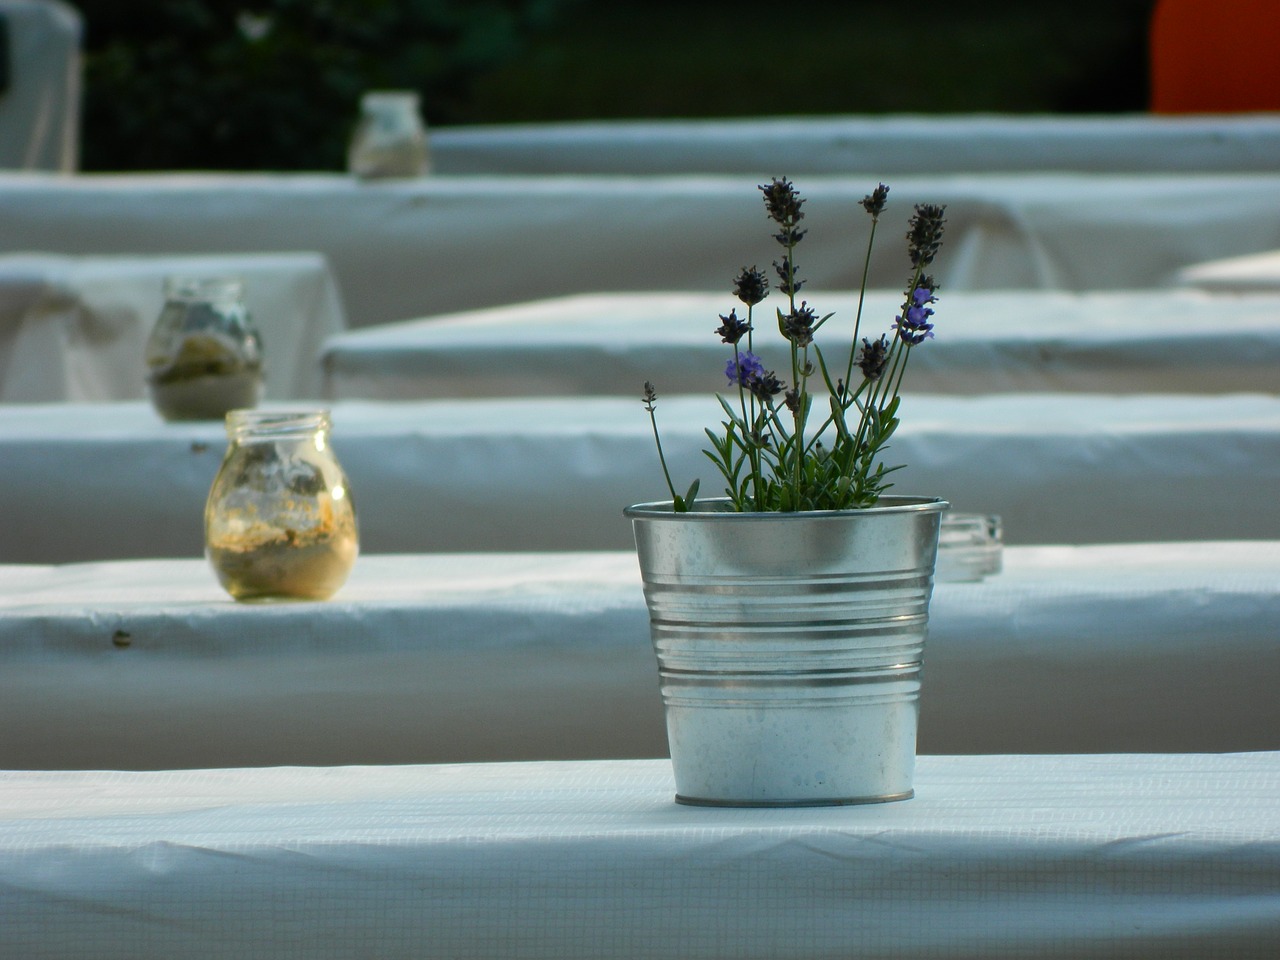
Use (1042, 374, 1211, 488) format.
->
(644, 177, 946, 512)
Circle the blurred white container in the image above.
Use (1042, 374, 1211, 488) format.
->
(347, 91, 430, 179)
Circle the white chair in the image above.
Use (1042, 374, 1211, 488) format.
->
(0, 0, 81, 172)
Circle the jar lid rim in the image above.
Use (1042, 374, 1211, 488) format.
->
(163, 276, 245, 299)
(225, 408, 331, 435)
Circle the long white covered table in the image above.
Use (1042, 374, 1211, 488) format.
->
(3, 172, 1280, 326)
(0, 251, 347, 401)
(2, 754, 1277, 959)
(0, 394, 1276, 562)
(1, 543, 1276, 769)
(321, 289, 1280, 399)
(430, 114, 1280, 175)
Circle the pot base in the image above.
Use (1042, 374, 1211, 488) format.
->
(675, 789, 914, 808)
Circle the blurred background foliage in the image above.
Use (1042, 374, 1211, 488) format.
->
(80, 0, 1158, 172)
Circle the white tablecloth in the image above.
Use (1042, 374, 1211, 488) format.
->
(0, 543, 1276, 769)
(0, 394, 1275, 562)
(1177, 249, 1280, 293)
(321, 289, 1280, 399)
(2, 754, 1277, 959)
(431, 114, 1280, 175)
(0, 1, 79, 172)
(0, 252, 347, 401)
(3, 172, 1280, 326)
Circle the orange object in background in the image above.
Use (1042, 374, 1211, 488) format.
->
(1150, 0, 1280, 112)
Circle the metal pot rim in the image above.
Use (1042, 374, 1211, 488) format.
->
(624, 495, 949, 520)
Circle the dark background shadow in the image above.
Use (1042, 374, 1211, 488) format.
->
(80, 0, 1157, 172)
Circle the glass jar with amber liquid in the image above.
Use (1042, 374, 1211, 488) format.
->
(205, 409, 358, 602)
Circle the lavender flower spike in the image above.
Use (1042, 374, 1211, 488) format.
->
(733, 266, 769, 307)
(907, 204, 947, 268)
(716, 308, 751, 345)
(892, 286, 937, 345)
(726, 351, 766, 387)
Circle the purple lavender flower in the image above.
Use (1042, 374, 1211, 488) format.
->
(781, 301, 817, 347)
(725, 351, 766, 387)
(907, 204, 947, 268)
(861, 183, 889, 218)
(733, 266, 769, 307)
(857, 335, 890, 380)
(759, 177, 805, 227)
(892, 286, 937, 345)
(748, 369, 786, 400)
(912, 284, 937, 306)
(642, 381, 658, 410)
(715, 308, 752, 345)
(773, 256, 804, 297)
(761, 178, 807, 249)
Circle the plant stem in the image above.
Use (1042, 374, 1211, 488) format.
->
(742, 307, 766, 508)
(783, 239, 805, 506)
(646, 404, 681, 507)
(843, 216, 879, 391)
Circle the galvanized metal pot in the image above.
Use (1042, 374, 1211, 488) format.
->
(625, 496, 948, 807)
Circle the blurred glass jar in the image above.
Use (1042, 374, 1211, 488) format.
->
(935, 512, 1003, 582)
(205, 409, 358, 602)
(145, 276, 264, 421)
(347, 90, 430, 179)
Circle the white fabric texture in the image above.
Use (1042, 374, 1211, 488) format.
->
(2, 172, 1280, 327)
(321, 288, 1280, 399)
(0, 543, 1276, 769)
(0, 252, 347, 401)
(1, 754, 1277, 959)
(0, 1, 80, 172)
(430, 114, 1280, 175)
(1177, 248, 1280, 293)
(0, 393, 1275, 562)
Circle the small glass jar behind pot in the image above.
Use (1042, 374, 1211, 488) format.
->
(145, 276, 264, 421)
(935, 512, 1003, 582)
(205, 409, 358, 602)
